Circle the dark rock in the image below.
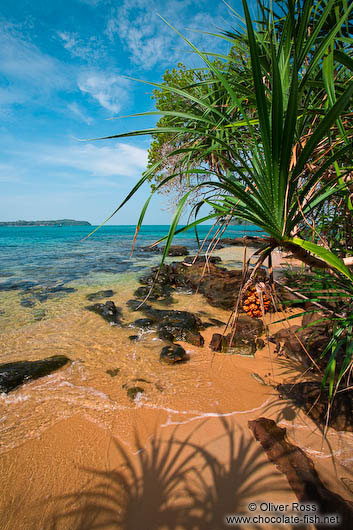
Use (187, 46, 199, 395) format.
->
(132, 318, 155, 330)
(128, 335, 140, 342)
(128, 304, 205, 347)
(209, 333, 256, 356)
(277, 382, 353, 432)
(233, 315, 264, 339)
(221, 236, 265, 248)
(139, 261, 244, 310)
(86, 300, 123, 325)
(249, 417, 353, 528)
(133, 284, 175, 305)
(176, 262, 243, 310)
(0, 280, 37, 292)
(20, 298, 36, 308)
(160, 344, 188, 364)
(86, 289, 115, 301)
(139, 245, 161, 253)
(139, 265, 176, 287)
(126, 386, 144, 401)
(166, 245, 189, 256)
(31, 285, 77, 303)
(0, 355, 70, 393)
(136, 257, 265, 310)
(144, 308, 204, 347)
(106, 368, 120, 377)
(209, 333, 224, 352)
(272, 314, 329, 366)
(210, 319, 263, 356)
(139, 245, 189, 256)
(183, 255, 222, 264)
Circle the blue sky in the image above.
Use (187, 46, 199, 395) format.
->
(0, 0, 242, 225)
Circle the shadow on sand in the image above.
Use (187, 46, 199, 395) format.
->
(47, 417, 294, 529)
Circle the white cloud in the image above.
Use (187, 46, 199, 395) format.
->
(105, 0, 229, 70)
(25, 141, 148, 179)
(78, 71, 130, 113)
(57, 31, 106, 61)
(67, 102, 93, 124)
(38, 143, 147, 177)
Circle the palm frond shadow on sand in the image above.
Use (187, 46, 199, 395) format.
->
(48, 417, 293, 530)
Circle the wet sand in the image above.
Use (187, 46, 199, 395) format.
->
(0, 247, 352, 529)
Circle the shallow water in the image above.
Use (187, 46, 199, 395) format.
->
(0, 225, 258, 454)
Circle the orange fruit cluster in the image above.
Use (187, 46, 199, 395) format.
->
(242, 286, 271, 318)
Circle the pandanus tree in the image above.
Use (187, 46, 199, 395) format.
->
(89, 0, 353, 282)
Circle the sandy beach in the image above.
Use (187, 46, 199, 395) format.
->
(0, 245, 352, 529)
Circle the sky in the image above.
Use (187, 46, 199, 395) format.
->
(0, 0, 243, 225)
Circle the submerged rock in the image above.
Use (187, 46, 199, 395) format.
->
(86, 300, 123, 325)
(33, 308, 46, 321)
(0, 280, 37, 292)
(0, 355, 70, 393)
(86, 289, 115, 301)
(20, 298, 36, 308)
(277, 382, 353, 432)
(126, 386, 144, 401)
(31, 285, 76, 303)
(160, 344, 188, 364)
(132, 318, 155, 330)
(106, 368, 120, 377)
(138, 245, 189, 256)
(133, 284, 175, 305)
(126, 299, 152, 312)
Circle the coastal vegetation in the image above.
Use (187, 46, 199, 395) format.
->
(0, 219, 91, 227)
(92, 0, 353, 415)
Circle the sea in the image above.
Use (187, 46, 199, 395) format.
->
(0, 224, 260, 293)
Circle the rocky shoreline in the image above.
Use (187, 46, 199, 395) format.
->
(2, 247, 351, 434)
(1, 243, 353, 528)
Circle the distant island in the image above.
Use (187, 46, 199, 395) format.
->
(0, 219, 91, 227)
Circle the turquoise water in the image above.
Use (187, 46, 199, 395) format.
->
(0, 224, 261, 293)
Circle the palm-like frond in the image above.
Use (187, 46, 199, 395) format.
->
(90, 0, 353, 280)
